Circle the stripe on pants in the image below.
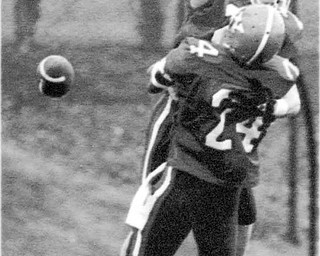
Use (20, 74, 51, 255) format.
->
(142, 96, 173, 181)
(131, 166, 174, 256)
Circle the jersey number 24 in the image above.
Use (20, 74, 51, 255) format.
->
(205, 89, 264, 153)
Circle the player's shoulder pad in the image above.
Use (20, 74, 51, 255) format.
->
(186, 37, 225, 63)
(165, 37, 224, 76)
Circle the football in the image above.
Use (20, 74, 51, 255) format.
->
(37, 55, 75, 98)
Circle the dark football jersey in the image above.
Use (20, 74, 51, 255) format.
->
(162, 37, 294, 186)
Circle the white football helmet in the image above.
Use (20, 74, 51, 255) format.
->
(221, 4, 285, 65)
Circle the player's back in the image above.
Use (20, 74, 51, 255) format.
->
(167, 69, 268, 187)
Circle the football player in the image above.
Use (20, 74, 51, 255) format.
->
(140, 1, 302, 255)
(121, 5, 301, 256)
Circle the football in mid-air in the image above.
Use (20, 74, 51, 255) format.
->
(37, 55, 75, 98)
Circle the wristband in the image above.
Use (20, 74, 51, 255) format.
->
(274, 99, 289, 116)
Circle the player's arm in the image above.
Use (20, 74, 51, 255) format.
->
(147, 39, 194, 93)
(147, 57, 174, 93)
(262, 55, 299, 82)
(147, 57, 180, 100)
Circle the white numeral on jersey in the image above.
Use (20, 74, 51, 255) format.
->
(236, 117, 263, 153)
(205, 89, 232, 150)
(205, 89, 265, 153)
(190, 40, 219, 58)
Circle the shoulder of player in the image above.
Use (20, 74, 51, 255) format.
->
(165, 37, 241, 76)
(182, 37, 227, 60)
(247, 69, 296, 98)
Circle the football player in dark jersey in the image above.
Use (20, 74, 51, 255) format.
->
(146, 0, 302, 254)
(139, 1, 302, 255)
(120, 5, 301, 256)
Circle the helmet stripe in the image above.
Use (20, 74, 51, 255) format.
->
(246, 5, 275, 65)
(39, 56, 66, 83)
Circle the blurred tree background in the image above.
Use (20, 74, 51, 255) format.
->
(1, 0, 318, 255)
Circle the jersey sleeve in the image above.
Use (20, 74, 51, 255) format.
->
(248, 69, 296, 98)
(262, 55, 299, 82)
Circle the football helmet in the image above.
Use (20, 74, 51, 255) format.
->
(222, 4, 285, 65)
(283, 10, 303, 44)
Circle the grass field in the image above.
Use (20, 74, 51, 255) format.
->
(2, 0, 319, 255)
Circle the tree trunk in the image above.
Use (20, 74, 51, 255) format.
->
(138, 0, 164, 51)
(284, 116, 300, 245)
(283, 0, 300, 245)
(176, 0, 185, 34)
(286, 2, 319, 256)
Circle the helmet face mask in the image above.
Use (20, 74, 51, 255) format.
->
(221, 4, 285, 66)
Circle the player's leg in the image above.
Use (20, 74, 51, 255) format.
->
(121, 166, 192, 256)
(192, 179, 242, 256)
(236, 224, 254, 256)
(236, 187, 257, 256)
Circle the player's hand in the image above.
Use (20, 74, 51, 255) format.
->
(259, 97, 294, 119)
(258, 99, 277, 123)
(148, 58, 174, 93)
